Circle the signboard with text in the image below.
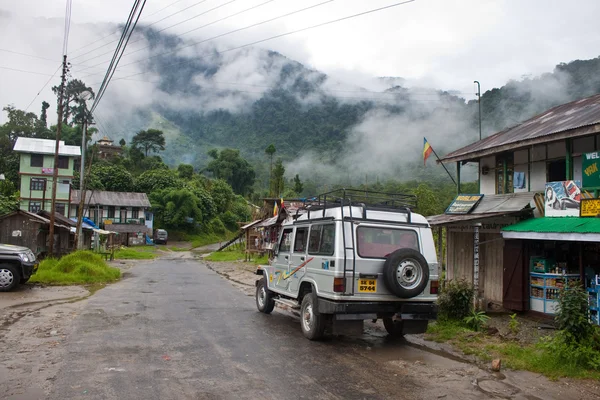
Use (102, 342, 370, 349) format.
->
(41, 167, 54, 175)
(582, 151, 600, 188)
(580, 198, 600, 217)
(545, 180, 581, 217)
(445, 194, 484, 215)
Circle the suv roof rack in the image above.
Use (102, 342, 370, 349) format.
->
(297, 188, 418, 222)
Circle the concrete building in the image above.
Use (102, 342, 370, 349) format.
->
(13, 137, 80, 216)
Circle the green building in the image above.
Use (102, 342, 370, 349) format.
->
(13, 137, 81, 215)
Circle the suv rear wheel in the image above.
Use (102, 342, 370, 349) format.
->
(383, 317, 404, 338)
(300, 292, 326, 340)
(0, 264, 20, 292)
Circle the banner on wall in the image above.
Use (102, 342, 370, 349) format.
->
(545, 180, 581, 217)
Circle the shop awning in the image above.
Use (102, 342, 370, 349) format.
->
(241, 220, 261, 230)
(428, 192, 536, 226)
(502, 217, 600, 242)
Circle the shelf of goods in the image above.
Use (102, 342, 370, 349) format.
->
(530, 272, 579, 314)
(588, 285, 599, 326)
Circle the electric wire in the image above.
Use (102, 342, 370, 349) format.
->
(24, 64, 64, 111)
(90, 0, 148, 113)
(103, 0, 415, 83)
(78, 0, 335, 78)
(74, 0, 242, 71)
(70, 0, 210, 61)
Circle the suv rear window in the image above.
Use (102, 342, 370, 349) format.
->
(357, 227, 419, 259)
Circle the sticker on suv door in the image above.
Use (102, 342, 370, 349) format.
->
(358, 279, 377, 292)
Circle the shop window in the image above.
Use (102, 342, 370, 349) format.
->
(496, 153, 514, 194)
(30, 154, 43, 167)
(30, 178, 46, 191)
(132, 207, 139, 219)
(107, 206, 115, 218)
(29, 201, 41, 212)
(57, 156, 69, 169)
(547, 159, 566, 182)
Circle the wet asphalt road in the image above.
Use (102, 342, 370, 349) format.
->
(47, 257, 429, 400)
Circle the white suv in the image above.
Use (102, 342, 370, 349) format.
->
(255, 190, 439, 340)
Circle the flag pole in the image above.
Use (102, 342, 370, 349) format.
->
(429, 145, 457, 186)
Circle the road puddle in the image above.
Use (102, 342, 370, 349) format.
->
(362, 339, 467, 369)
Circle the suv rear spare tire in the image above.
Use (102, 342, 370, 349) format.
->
(382, 248, 429, 298)
(0, 264, 20, 292)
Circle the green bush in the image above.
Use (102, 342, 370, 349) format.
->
(555, 282, 594, 344)
(437, 279, 474, 321)
(221, 211, 239, 231)
(209, 218, 226, 235)
(464, 310, 490, 331)
(538, 332, 600, 371)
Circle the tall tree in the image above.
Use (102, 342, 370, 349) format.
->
(40, 101, 50, 127)
(177, 163, 194, 179)
(119, 138, 126, 147)
(0, 105, 51, 142)
(206, 148, 255, 196)
(52, 79, 95, 126)
(132, 129, 166, 157)
(293, 174, 304, 194)
(270, 158, 285, 197)
(265, 144, 276, 193)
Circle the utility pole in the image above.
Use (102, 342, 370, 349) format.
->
(48, 55, 68, 257)
(74, 91, 92, 250)
(74, 117, 87, 249)
(474, 80, 482, 140)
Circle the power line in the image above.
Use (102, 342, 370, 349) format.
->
(24, 64, 63, 111)
(74, 0, 242, 71)
(0, 65, 57, 76)
(70, 0, 209, 61)
(63, 0, 73, 55)
(90, 0, 148, 113)
(69, 0, 193, 55)
(79, 0, 335, 79)
(106, 0, 416, 83)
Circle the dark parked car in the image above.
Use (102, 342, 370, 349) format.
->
(154, 229, 168, 245)
(0, 244, 38, 292)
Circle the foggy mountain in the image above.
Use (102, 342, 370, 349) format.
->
(73, 28, 600, 186)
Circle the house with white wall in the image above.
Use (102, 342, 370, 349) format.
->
(429, 93, 600, 313)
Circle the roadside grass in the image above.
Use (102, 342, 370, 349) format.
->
(188, 231, 236, 249)
(30, 251, 121, 285)
(114, 246, 157, 260)
(426, 319, 600, 380)
(168, 246, 189, 252)
(205, 249, 245, 262)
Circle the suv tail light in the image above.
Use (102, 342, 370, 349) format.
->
(430, 280, 439, 295)
(333, 278, 345, 293)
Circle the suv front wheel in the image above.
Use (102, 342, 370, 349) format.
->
(0, 264, 20, 292)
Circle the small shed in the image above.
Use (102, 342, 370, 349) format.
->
(0, 210, 72, 257)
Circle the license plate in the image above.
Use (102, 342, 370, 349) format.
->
(358, 279, 376, 293)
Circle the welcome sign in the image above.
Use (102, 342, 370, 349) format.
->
(583, 151, 600, 187)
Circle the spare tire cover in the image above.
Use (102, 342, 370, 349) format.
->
(382, 248, 430, 299)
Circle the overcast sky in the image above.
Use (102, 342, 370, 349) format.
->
(1, 0, 599, 124)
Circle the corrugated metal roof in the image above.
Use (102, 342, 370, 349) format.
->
(472, 192, 536, 214)
(428, 192, 535, 226)
(440, 94, 600, 163)
(13, 137, 81, 156)
(502, 217, 600, 233)
(241, 220, 261, 230)
(71, 190, 151, 207)
(0, 209, 71, 229)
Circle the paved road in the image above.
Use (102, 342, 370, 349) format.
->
(48, 256, 432, 400)
(46, 256, 589, 400)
